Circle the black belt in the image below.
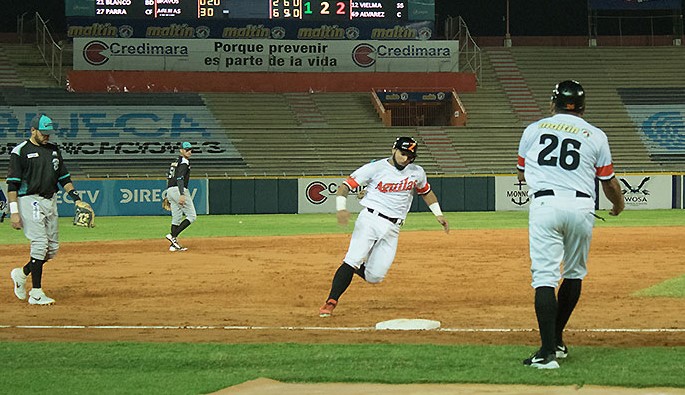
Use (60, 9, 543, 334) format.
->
(367, 208, 403, 225)
(39, 193, 54, 199)
(533, 190, 591, 199)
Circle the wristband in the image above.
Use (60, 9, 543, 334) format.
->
(9, 202, 19, 214)
(336, 196, 347, 211)
(68, 189, 81, 202)
(429, 202, 443, 217)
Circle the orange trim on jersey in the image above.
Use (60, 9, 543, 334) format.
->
(344, 177, 359, 189)
(595, 163, 615, 178)
(416, 182, 431, 195)
(517, 156, 525, 168)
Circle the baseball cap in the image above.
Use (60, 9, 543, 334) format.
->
(181, 142, 192, 150)
(30, 114, 55, 134)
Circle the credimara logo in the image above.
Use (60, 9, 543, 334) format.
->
(306, 181, 329, 204)
(352, 43, 376, 68)
(83, 40, 109, 66)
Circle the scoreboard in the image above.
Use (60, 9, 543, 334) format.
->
(66, 0, 435, 39)
(80, 1, 414, 21)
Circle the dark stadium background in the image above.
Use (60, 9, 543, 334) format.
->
(3, 1, 682, 37)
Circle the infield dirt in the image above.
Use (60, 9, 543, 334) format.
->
(0, 227, 683, 346)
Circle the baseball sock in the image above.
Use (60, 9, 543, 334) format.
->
(29, 258, 46, 289)
(171, 224, 179, 236)
(535, 286, 558, 356)
(555, 278, 582, 345)
(23, 259, 32, 276)
(327, 263, 355, 301)
(173, 219, 191, 237)
(354, 263, 367, 279)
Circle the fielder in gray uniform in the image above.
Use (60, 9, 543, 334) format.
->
(7, 113, 88, 305)
(517, 81, 624, 369)
(165, 142, 196, 252)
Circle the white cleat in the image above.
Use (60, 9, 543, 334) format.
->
(10, 268, 27, 300)
(28, 288, 55, 305)
(169, 245, 188, 252)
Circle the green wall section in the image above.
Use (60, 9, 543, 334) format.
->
(209, 177, 495, 214)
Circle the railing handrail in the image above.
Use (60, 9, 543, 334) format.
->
(35, 12, 64, 86)
(445, 16, 482, 85)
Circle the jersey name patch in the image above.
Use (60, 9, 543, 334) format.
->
(27, 153, 39, 158)
(376, 178, 416, 193)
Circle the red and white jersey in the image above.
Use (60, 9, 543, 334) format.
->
(517, 113, 615, 199)
(344, 158, 430, 219)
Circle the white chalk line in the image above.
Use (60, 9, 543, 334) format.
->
(0, 325, 683, 332)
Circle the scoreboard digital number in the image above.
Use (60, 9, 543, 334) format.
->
(270, 1, 408, 21)
(89, 0, 409, 21)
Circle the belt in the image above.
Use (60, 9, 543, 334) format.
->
(367, 208, 403, 225)
(533, 190, 591, 199)
(39, 193, 54, 199)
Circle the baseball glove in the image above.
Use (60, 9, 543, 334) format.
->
(162, 197, 171, 211)
(73, 201, 95, 228)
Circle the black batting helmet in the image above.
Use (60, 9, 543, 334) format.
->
(551, 80, 585, 113)
(393, 137, 418, 156)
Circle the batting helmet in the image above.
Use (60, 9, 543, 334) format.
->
(393, 137, 418, 156)
(551, 80, 585, 113)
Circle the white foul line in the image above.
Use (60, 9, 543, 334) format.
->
(0, 325, 683, 332)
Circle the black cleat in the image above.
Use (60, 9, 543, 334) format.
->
(523, 349, 560, 369)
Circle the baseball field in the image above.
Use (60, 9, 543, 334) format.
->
(0, 210, 683, 394)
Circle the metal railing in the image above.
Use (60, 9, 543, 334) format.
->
(445, 16, 482, 84)
(17, 12, 29, 44)
(35, 12, 64, 86)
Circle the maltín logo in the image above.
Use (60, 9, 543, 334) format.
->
(83, 41, 110, 66)
(352, 43, 375, 68)
(306, 181, 328, 204)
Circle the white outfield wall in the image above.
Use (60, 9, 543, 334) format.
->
(495, 174, 682, 211)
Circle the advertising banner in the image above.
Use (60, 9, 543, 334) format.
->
(494, 175, 531, 211)
(55, 179, 208, 217)
(0, 107, 242, 162)
(588, 0, 681, 10)
(73, 38, 459, 72)
(599, 174, 672, 210)
(298, 178, 365, 214)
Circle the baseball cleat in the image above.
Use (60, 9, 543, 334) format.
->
(523, 349, 559, 369)
(169, 245, 188, 252)
(319, 299, 337, 317)
(28, 288, 55, 306)
(10, 268, 28, 300)
(555, 343, 569, 359)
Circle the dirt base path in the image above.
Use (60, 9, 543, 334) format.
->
(0, 227, 683, 346)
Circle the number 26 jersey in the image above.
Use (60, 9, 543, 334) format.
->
(517, 113, 615, 199)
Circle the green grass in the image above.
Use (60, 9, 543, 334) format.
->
(0, 343, 683, 394)
(634, 274, 685, 298)
(1, 209, 683, 245)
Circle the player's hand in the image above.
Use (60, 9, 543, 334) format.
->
(179, 195, 186, 206)
(10, 213, 22, 230)
(337, 210, 350, 226)
(437, 215, 449, 234)
(609, 204, 624, 216)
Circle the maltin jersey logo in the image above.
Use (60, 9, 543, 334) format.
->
(83, 41, 110, 66)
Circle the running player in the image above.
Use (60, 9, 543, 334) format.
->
(318, 137, 449, 317)
(7, 113, 89, 305)
(164, 142, 196, 252)
(517, 80, 624, 369)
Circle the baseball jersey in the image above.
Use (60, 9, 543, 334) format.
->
(6, 140, 72, 197)
(167, 156, 191, 194)
(517, 113, 615, 199)
(344, 158, 430, 219)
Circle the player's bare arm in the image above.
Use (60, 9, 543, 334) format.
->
(421, 191, 449, 234)
(601, 177, 625, 216)
(517, 169, 526, 183)
(7, 191, 22, 230)
(336, 183, 351, 226)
